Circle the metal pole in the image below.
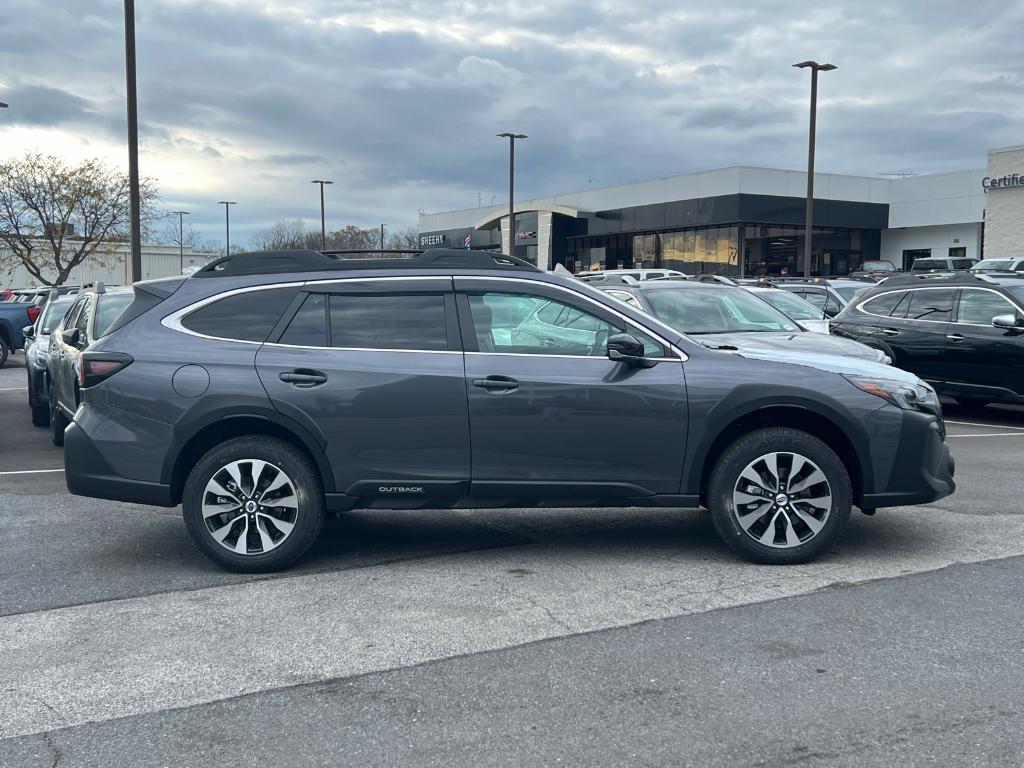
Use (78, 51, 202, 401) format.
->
(508, 135, 515, 254)
(178, 211, 184, 272)
(319, 183, 326, 248)
(803, 67, 818, 278)
(225, 203, 230, 255)
(124, 0, 142, 282)
(380, 224, 384, 250)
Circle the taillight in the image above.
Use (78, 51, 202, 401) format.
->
(27, 306, 42, 324)
(79, 352, 133, 388)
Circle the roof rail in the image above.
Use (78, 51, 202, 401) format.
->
(193, 248, 539, 278)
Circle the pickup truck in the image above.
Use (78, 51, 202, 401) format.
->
(0, 300, 39, 367)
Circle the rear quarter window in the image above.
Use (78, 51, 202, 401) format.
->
(181, 287, 298, 342)
(861, 291, 905, 317)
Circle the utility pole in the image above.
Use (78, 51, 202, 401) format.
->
(380, 224, 385, 250)
(218, 201, 236, 255)
(497, 132, 527, 255)
(172, 210, 190, 273)
(310, 180, 333, 249)
(793, 61, 837, 277)
(124, 0, 142, 282)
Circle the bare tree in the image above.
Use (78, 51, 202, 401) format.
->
(324, 224, 377, 251)
(250, 219, 319, 251)
(159, 217, 204, 251)
(0, 152, 159, 286)
(385, 226, 419, 250)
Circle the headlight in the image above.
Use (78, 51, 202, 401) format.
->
(845, 376, 938, 411)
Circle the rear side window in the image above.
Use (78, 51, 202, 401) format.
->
(182, 287, 297, 342)
(905, 289, 955, 322)
(329, 293, 447, 351)
(861, 291, 905, 317)
(279, 294, 327, 347)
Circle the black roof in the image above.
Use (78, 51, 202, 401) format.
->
(193, 248, 539, 278)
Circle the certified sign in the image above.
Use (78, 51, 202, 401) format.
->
(982, 174, 1024, 192)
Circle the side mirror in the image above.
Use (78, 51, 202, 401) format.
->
(992, 314, 1024, 330)
(61, 328, 80, 346)
(22, 325, 35, 340)
(607, 332, 659, 368)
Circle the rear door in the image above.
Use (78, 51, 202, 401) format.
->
(879, 287, 956, 383)
(945, 288, 1024, 399)
(455, 278, 688, 497)
(256, 278, 471, 500)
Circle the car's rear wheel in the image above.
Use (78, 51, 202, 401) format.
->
(182, 436, 325, 573)
(707, 428, 852, 565)
(48, 386, 67, 446)
(32, 400, 49, 427)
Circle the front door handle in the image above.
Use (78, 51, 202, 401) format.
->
(279, 369, 328, 387)
(881, 327, 901, 336)
(946, 333, 965, 342)
(472, 375, 520, 393)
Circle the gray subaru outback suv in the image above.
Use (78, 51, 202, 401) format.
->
(64, 248, 955, 572)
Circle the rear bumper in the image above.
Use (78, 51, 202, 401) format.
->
(861, 410, 955, 509)
(64, 421, 176, 507)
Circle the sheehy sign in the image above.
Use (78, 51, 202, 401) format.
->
(982, 174, 1024, 192)
(419, 233, 446, 246)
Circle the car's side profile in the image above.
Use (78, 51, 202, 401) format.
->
(24, 294, 76, 426)
(831, 272, 1024, 406)
(63, 249, 955, 572)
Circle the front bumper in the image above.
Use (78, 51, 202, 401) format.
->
(861, 410, 955, 509)
(64, 420, 175, 507)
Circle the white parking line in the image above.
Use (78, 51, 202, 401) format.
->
(0, 387, 27, 391)
(947, 433, 1024, 438)
(0, 468, 64, 476)
(945, 419, 1024, 430)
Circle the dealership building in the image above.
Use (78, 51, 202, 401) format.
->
(417, 146, 1024, 276)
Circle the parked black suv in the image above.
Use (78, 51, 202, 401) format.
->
(63, 249, 955, 572)
(831, 272, 1024, 406)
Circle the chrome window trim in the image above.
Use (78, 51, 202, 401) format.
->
(161, 281, 305, 344)
(456, 275, 687, 360)
(264, 342, 459, 355)
(465, 351, 684, 363)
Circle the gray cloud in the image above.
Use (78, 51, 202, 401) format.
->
(1, 0, 1022, 244)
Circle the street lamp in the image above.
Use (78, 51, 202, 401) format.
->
(171, 210, 189, 273)
(497, 132, 527, 255)
(123, 0, 142, 282)
(218, 201, 237, 256)
(310, 179, 333, 249)
(793, 60, 837, 278)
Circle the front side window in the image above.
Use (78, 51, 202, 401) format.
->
(329, 293, 447, 351)
(182, 287, 297, 342)
(468, 291, 664, 357)
(645, 288, 799, 335)
(956, 290, 1018, 326)
(74, 297, 93, 340)
(904, 289, 955, 322)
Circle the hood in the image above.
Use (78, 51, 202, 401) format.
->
(694, 330, 887, 363)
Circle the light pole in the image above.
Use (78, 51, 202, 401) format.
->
(497, 132, 527, 255)
(380, 224, 385, 251)
(310, 179, 333, 249)
(171, 210, 189, 273)
(218, 201, 236, 255)
(123, 0, 142, 282)
(793, 61, 836, 278)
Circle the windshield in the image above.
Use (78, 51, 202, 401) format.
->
(95, 293, 134, 337)
(862, 261, 896, 271)
(750, 289, 822, 320)
(40, 299, 75, 334)
(645, 287, 799, 334)
(911, 259, 946, 271)
(832, 284, 863, 301)
(974, 260, 1014, 270)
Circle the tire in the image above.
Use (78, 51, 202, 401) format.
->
(0, 337, 9, 368)
(49, 386, 67, 447)
(182, 436, 325, 573)
(32, 401, 49, 427)
(707, 427, 852, 565)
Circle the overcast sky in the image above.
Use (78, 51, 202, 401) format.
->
(1, 0, 1022, 246)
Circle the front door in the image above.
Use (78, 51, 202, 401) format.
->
(455, 278, 689, 498)
(945, 288, 1024, 400)
(256, 278, 471, 499)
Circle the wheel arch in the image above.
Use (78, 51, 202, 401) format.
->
(696, 404, 867, 508)
(167, 412, 333, 505)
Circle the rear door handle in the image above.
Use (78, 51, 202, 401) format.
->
(279, 369, 328, 387)
(881, 327, 900, 336)
(472, 375, 520, 393)
(946, 333, 965, 342)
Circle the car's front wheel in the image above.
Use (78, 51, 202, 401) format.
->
(707, 428, 852, 565)
(182, 436, 325, 573)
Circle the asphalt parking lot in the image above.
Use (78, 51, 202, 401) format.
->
(2, 351, 1024, 766)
